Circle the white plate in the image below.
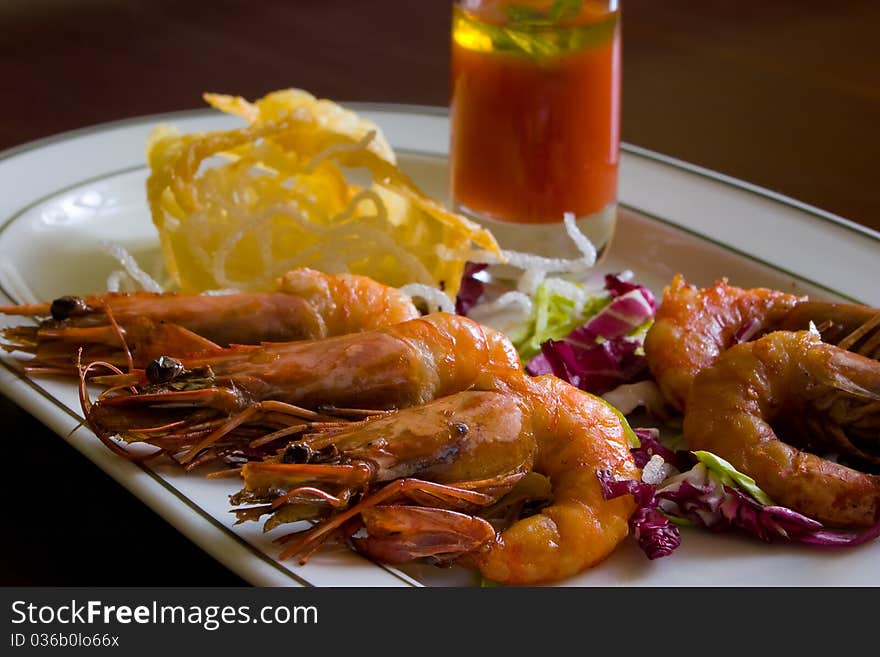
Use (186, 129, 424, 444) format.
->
(0, 105, 878, 587)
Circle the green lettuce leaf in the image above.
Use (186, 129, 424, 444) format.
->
(692, 450, 775, 506)
(511, 281, 610, 361)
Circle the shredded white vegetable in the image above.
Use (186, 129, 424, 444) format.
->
(201, 288, 241, 296)
(99, 241, 164, 293)
(602, 380, 668, 418)
(480, 290, 534, 314)
(517, 267, 547, 297)
(106, 270, 130, 293)
(642, 454, 675, 485)
(398, 283, 455, 314)
(562, 211, 597, 267)
(467, 290, 534, 332)
(486, 214, 597, 275)
(0, 257, 39, 305)
(438, 212, 602, 331)
(447, 213, 598, 287)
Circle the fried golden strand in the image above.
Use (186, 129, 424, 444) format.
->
(146, 89, 500, 296)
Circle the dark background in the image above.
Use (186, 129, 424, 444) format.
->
(2, 0, 878, 585)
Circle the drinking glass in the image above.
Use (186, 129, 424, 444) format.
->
(450, 0, 621, 258)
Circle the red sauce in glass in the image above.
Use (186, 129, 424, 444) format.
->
(450, 4, 620, 224)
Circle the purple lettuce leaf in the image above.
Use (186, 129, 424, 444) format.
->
(454, 263, 488, 316)
(600, 444, 880, 563)
(568, 287, 655, 344)
(526, 335, 649, 395)
(630, 428, 691, 471)
(524, 274, 656, 394)
(629, 506, 683, 561)
(732, 317, 761, 344)
(604, 274, 658, 310)
(656, 463, 880, 548)
(597, 470, 681, 560)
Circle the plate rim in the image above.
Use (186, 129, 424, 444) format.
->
(2, 103, 877, 245)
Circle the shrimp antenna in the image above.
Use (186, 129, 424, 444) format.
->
(76, 349, 162, 463)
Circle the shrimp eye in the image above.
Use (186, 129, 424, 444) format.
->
(146, 356, 184, 384)
(452, 422, 469, 437)
(282, 443, 313, 464)
(50, 295, 86, 320)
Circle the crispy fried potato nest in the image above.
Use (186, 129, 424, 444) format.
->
(146, 89, 500, 297)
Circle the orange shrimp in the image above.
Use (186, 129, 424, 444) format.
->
(83, 313, 522, 467)
(236, 374, 639, 585)
(644, 274, 879, 411)
(0, 268, 418, 371)
(683, 329, 880, 528)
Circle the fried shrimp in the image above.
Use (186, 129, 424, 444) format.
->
(683, 330, 880, 528)
(468, 375, 638, 583)
(644, 275, 804, 411)
(0, 268, 419, 371)
(83, 313, 522, 467)
(235, 374, 639, 585)
(645, 275, 880, 412)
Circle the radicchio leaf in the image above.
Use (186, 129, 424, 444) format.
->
(604, 274, 657, 308)
(526, 335, 648, 394)
(656, 462, 880, 547)
(597, 470, 681, 560)
(630, 428, 690, 471)
(454, 263, 488, 316)
(732, 317, 761, 344)
(568, 288, 655, 343)
(524, 274, 656, 394)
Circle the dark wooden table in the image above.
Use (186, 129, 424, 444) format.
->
(2, 0, 878, 586)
